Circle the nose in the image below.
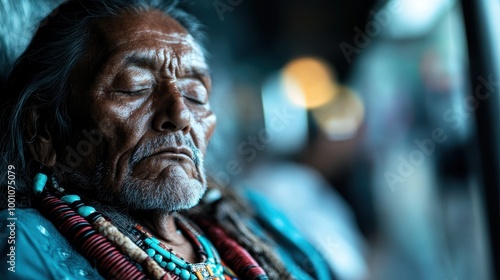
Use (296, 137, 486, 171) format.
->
(153, 85, 191, 134)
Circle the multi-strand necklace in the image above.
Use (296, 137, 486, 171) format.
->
(131, 216, 230, 280)
(31, 169, 236, 280)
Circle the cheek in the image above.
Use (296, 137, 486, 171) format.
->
(108, 98, 143, 119)
(91, 99, 152, 158)
(191, 111, 216, 152)
(202, 113, 216, 142)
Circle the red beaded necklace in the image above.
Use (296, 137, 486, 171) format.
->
(31, 164, 269, 280)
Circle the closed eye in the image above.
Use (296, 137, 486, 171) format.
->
(117, 88, 152, 96)
(184, 95, 205, 104)
(178, 79, 208, 105)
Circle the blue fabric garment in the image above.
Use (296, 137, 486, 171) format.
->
(0, 203, 333, 279)
(244, 191, 335, 280)
(0, 208, 102, 279)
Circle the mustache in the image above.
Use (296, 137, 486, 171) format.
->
(129, 134, 202, 167)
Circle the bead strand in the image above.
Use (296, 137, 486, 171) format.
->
(59, 194, 168, 280)
(135, 222, 226, 280)
(33, 171, 232, 280)
(135, 225, 196, 280)
(92, 216, 168, 280)
(197, 220, 268, 280)
(65, 195, 180, 279)
(38, 193, 145, 279)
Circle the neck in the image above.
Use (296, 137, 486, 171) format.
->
(88, 202, 197, 263)
(138, 211, 183, 244)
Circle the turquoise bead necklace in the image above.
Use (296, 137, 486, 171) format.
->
(32, 172, 228, 280)
(133, 217, 227, 280)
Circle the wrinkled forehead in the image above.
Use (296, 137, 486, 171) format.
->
(98, 9, 191, 44)
(95, 9, 207, 72)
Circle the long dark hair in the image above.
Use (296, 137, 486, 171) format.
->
(0, 0, 204, 209)
(0, 1, 293, 278)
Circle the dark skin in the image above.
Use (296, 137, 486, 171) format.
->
(27, 10, 216, 263)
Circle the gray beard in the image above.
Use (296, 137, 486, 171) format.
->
(59, 158, 207, 216)
(56, 131, 207, 214)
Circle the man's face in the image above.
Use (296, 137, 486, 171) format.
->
(67, 10, 216, 212)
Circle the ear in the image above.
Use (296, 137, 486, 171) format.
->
(24, 108, 57, 167)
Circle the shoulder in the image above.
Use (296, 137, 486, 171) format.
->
(0, 208, 46, 224)
(0, 208, 102, 279)
(240, 190, 335, 280)
(0, 208, 53, 243)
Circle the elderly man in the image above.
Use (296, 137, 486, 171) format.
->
(0, 0, 332, 279)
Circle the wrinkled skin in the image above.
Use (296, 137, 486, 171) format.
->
(64, 10, 216, 213)
(38, 10, 217, 260)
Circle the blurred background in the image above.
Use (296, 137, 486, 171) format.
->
(1, 0, 498, 279)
